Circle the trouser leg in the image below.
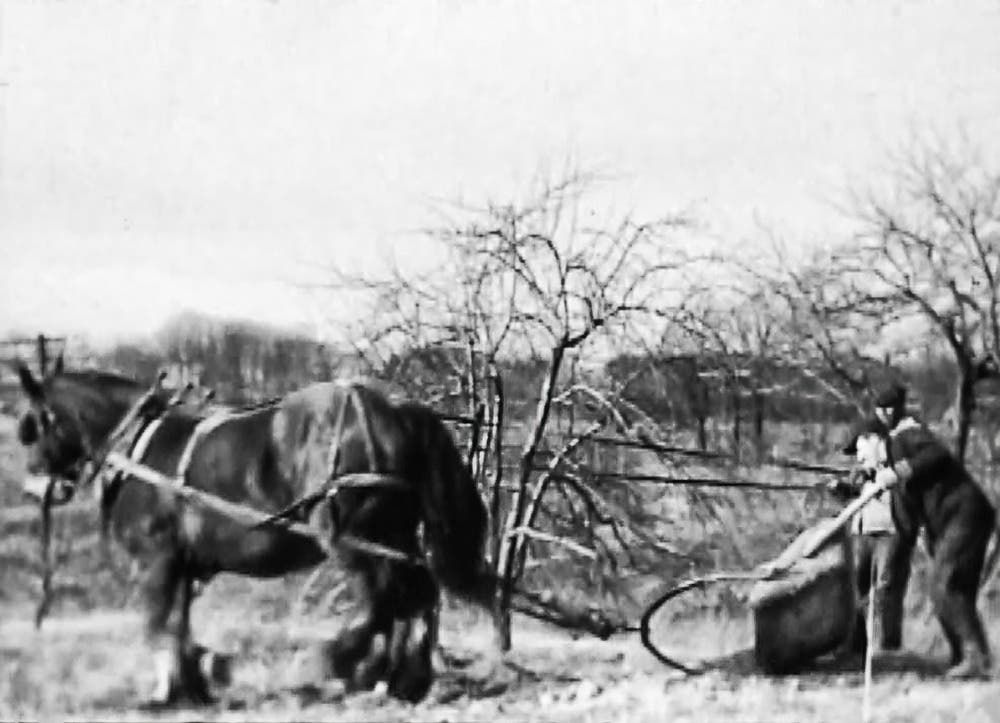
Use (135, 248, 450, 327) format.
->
(930, 519, 992, 678)
(850, 535, 874, 653)
(872, 533, 912, 650)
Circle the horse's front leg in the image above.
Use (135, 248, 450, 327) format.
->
(330, 560, 440, 702)
(143, 551, 215, 706)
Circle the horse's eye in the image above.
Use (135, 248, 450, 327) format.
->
(17, 413, 39, 444)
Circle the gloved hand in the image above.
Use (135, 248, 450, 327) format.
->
(826, 478, 849, 496)
(874, 466, 900, 488)
(827, 470, 862, 498)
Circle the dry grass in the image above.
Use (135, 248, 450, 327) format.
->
(3, 575, 1000, 722)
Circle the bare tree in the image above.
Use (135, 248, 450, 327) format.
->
(694, 226, 926, 464)
(673, 278, 781, 460)
(839, 136, 1000, 459)
(327, 170, 695, 649)
(675, 243, 876, 463)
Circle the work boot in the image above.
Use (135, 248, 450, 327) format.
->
(875, 586, 905, 652)
(877, 637, 903, 653)
(945, 644, 992, 680)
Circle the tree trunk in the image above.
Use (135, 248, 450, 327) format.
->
(731, 376, 742, 461)
(696, 416, 708, 451)
(495, 345, 565, 652)
(693, 374, 709, 451)
(753, 390, 765, 462)
(950, 364, 976, 463)
(485, 370, 508, 651)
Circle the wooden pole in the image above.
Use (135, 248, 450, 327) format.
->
(34, 479, 54, 628)
(36, 333, 48, 376)
(801, 478, 896, 558)
(863, 561, 877, 723)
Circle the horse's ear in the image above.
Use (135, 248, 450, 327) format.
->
(17, 361, 44, 402)
(52, 352, 65, 376)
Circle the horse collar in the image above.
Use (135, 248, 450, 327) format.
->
(175, 411, 233, 483)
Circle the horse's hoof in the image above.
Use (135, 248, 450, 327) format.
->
(350, 633, 388, 692)
(385, 618, 434, 703)
(147, 663, 215, 707)
(142, 684, 214, 709)
(137, 698, 173, 712)
(387, 673, 433, 704)
(181, 666, 215, 705)
(198, 649, 233, 687)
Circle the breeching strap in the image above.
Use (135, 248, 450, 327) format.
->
(251, 384, 406, 530)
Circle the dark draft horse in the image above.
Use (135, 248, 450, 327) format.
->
(14, 357, 495, 705)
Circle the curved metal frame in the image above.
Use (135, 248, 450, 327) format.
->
(639, 571, 771, 675)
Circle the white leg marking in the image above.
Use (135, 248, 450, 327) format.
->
(152, 648, 177, 703)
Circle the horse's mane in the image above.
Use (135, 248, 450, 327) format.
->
(57, 369, 144, 392)
(237, 396, 283, 412)
(46, 370, 146, 436)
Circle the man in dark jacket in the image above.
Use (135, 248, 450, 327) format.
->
(870, 381, 995, 679)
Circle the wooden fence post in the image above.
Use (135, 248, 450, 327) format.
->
(36, 333, 48, 376)
(34, 481, 54, 628)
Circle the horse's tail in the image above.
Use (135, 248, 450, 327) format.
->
(413, 408, 495, 609)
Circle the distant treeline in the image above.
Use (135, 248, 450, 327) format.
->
(97, 312, 334, 404)
(79, 313, 997, 433)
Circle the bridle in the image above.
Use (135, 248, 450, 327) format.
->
(19, 396, 100, 503)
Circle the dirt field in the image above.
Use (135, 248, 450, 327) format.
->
(3, 416, 1000, 721)
(3, 577, 1000, 723)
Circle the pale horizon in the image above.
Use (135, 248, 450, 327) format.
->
(3, 0, 1000, 348)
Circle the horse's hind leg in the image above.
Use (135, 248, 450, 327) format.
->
(328, 601, 433, 702)
(384, 565, 439, 703)
(325, 569, 386, 691)
(324, 564, 435, 700)
(386, 605, 436, 702)
(322, 604, 400, 697)
(326, 606, 379, 682)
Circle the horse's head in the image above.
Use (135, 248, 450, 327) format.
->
(841, 417, 889, 482)
(16, 355, 89, 482)
(15, 356, 165, 493)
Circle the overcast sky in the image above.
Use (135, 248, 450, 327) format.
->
(2, 0, 999, 345)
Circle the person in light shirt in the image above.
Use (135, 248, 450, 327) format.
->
(833, 406, 913, 654)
